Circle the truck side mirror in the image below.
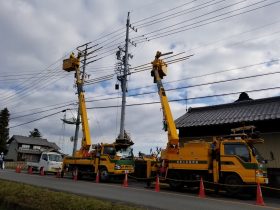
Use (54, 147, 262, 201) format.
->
(251, 147, 256, 156)
(270, 151, 275, 161)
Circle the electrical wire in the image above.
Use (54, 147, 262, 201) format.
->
(84, 70, 280, 103)
(10, 85, 280, 128)
(10, 103, 74, 120)
(132, 0, 199, 25)
(86, 86, 280, 109)
(10, 110, 63, 129)
(9, 55, 279, 118)
(4, 2, 277, 115)
(135, 0, 228, 28)
(134, 1, 280, 43)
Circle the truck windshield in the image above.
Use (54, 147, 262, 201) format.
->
(250, 145, 265, 163)
(48, 154, 62, 162)
(224, 143, 250, 162)
(116, 147, 133, 159)
(103, 146, 116, 156)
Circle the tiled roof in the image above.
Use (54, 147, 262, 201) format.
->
(175, 95, 280, 128)
(8, 135, 60, 150)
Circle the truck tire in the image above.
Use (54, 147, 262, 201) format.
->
(225, 174, 242, 196)
(100, 168, 109, 182)
(60, 170, 64, 178)
(72, 168, 82, 179)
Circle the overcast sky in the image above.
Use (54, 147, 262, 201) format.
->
(0, 0, 279, 155)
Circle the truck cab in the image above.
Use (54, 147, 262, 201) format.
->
(27, 151, 63, 174)
(218, 135, 268, 186)
(90, 143, 134, 181)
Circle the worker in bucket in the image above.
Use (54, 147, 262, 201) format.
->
(0, 152, 4, 169)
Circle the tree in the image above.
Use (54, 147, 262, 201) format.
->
(29, 128, 42, 138)
(0, 108, 10, 153)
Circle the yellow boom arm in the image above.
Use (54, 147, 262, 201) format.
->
(63, 53, 91, 156)
(151, 51, 179, 151)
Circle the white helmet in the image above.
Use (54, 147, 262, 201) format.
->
(1, 152, 3, 155)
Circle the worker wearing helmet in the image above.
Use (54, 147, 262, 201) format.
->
(0, 152, 4, 169)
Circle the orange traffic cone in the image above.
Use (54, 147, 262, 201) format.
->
(40, 167, 45, 176)
(28, 166, 33, 174)
(155, 175, 160, 192)
(96, 170, 100, 183)
(122, 171, 128, 187)
(256, 182, 265, 206)
(73, 169, 78, 181)
(199, 177, 206, 198)
(16, 164, 21, 173)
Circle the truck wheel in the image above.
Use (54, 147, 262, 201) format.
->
(225, 174, 242, 196)
(60, 170, 64, 178)
(100, 168, 109, 182)
(72, 168, 82, 179)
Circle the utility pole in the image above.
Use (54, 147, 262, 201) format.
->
(115, 12, 137, 144)
(71, 42, 101, 155)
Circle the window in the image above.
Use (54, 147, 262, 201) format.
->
(48, 154, 62, 162)
(42, 154, 48, 161)
(103, 146, 116, 156)
(116, 147, 133, 159)
(250, 145, 265, 163)
(224, 143, 250, 162)
(33, 145, 41, 150)
(21, 144, 30, 149)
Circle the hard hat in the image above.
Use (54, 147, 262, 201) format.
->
(1, 152, 3, 155)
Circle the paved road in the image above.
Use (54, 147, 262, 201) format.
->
(0, 169, 279, 210)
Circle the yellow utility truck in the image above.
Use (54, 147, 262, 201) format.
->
(61, 53, 134, 181)
(138, 51, 268, 195)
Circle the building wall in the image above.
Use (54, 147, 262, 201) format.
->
(5, 141, 18, 161)
(255, 132, 280, 169)
(18, 153, 40, 162)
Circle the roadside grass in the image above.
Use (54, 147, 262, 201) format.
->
(0, 180, 143, 210)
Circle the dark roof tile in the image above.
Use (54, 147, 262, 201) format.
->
(176, 95, 280, 128)
(8, 135, 60, 150)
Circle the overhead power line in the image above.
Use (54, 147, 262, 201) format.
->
(10, 110, 63, 129)
(85, 70, 280, 103)
(10, 103, 75, 120)
(134, 0, 280, 43)
(10, 86, 280, 128)
(132, 0, 199, 25)
(3, 0, 278, 109)
(135, 0, 228, 28)
(10, 57, 279, 117)
(87, 86, 280, 109)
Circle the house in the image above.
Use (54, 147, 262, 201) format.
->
(6, 135, 60, 162)
(175, 93, 280, 186)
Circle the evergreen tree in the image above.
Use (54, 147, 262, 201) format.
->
(29, 128, 42, 138)
(0, 108, 10, 153)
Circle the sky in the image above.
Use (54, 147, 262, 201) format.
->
(0, 0, 280, 155)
